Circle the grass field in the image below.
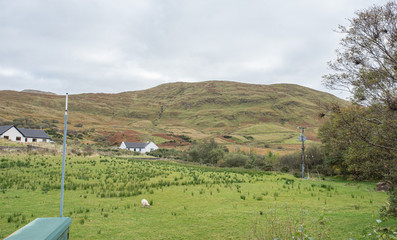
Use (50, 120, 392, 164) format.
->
(0, 154, 393, 239)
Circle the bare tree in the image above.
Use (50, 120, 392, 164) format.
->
(323, 1, 397, 110)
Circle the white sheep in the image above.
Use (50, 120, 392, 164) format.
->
(141, 199, 150, 208)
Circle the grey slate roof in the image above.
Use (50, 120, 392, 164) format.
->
(0, 125, 13, 135)
(0, 125, 51, 139)
(124, 142, 149, 148)
(17, 128, 51, 139)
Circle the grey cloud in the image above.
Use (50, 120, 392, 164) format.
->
(0, 0, 386, 98)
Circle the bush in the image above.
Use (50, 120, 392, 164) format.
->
(177, 135, 192, 143)
(279, 145, 329, 175)
(45, 128, 63, 139)
(380, 187, 397, 219)
(188, 149, 200, 162)
(208, 148, 225, 165)
(219, 153, 249, 168)
(187, 139, 227, 165)
(281, 166, 289, 173)
(147, 148, 183, 159)
(13, 117, 40, 129)
(94, 136, 109, 146)
(253, 155, 267, 168)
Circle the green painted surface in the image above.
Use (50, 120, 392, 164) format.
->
(5, 217, 71, 240)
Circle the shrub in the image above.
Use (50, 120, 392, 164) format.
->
(219, 153, 249, 168)
(279, 145, 330, 175)
(380, 187, 397, 219)
(178, 135, 192, 143)
(147, 148, 183, 159)
(243, 136, 254, 141)
(208, 148, 225, 165)
(188, 149, 200, 162)
(281, 166, 289, 173)
(187, 139, 227, 164)
(45, 128, 63, 139)
(253, 155, 266, 168)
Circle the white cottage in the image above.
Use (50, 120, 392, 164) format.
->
(119, 141, 158, 153)
(0, 125, 51, 143)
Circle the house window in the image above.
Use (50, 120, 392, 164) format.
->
(43, 139, 47, 142)
(16, 137, 21, 141)
(25, 138, 28, 142)
(33, 138, 37, 142)
(4, 136, 9, 139)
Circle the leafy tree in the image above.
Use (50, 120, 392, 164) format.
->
(187, 139, 226, 164)
(322, 1, 397, 174)
(208, 148, 225, 165)
(188, 149, 200, 162)
(319, 105, 395, 179)
(322, 1, 397, 216)
(322, 1, 397, 150)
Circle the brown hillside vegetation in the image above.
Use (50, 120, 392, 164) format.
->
(0, 81, 349, 154)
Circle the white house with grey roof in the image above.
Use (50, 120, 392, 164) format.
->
(0, 125, 51, 143)
(119, 141, 158, 153)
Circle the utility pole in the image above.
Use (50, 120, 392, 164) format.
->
(60, 93, 68, 217)
(298, 127, 306, 179)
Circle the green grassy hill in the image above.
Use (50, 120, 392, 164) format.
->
(0, 81, 348, 154)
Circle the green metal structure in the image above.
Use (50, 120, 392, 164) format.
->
(5, 217, 72, 240)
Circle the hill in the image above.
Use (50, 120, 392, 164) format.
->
(21, 89, 57, 95)
(0, 81, 348, 154)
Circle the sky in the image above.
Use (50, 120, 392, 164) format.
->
(0, 0, 388, 99)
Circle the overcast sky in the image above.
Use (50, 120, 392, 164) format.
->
(0, 0, 387, 99)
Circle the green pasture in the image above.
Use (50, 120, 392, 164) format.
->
(0, 154, 392, 239)
(231, 123, 314, 145)
(234, 123, 292, 135)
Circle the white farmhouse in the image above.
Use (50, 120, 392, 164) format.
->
(119, 141, 158, 153)
(0, 125, 51, 143)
